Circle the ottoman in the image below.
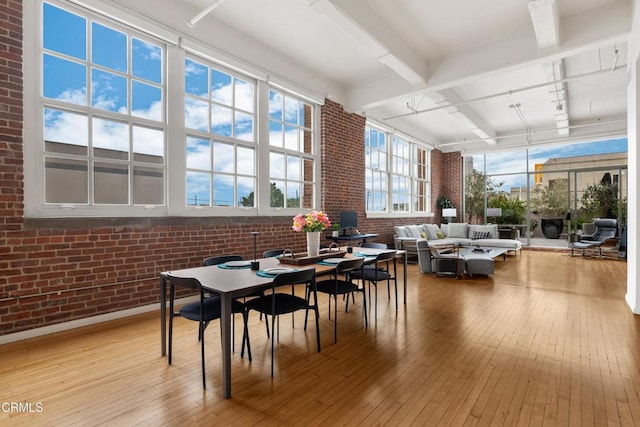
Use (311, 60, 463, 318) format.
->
(464, 254, 495, 276)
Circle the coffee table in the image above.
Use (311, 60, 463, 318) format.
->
(458, 247, 508, 260)
(458, 247, 508, 276)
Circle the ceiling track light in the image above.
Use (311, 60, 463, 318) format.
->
(187, 0, 225, 27)
(509, 103, 530, 131)
(611, 46, 619, 71)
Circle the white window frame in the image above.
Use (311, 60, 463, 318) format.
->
(23, 0, 322, 218)
(365, 122, 433, 218)
(265, 87, 318, 212)
(183, 56, 258, 210)
(25, 0, 168, 217)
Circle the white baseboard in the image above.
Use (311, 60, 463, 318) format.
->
(0, 296, 198, 345)
(626, 293, 640, 314)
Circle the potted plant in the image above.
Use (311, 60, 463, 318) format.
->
(437, 196, 455, 223)
(528, 218, 538, 237)
(331, 223, 340, 237)
(531, 180, 568, 239)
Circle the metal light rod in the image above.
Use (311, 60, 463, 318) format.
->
(187, 0, 225, 27)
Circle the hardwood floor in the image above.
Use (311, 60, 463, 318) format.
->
(1, 250, 638, 426)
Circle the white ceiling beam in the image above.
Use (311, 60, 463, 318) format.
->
(428, 89, 498, 146)
(528, 0, 560, 48)
(439, 113, 627, 153)
(306, 0, 428, 85)
(528, 0, 568, 137)
(346, 0, 631, 111)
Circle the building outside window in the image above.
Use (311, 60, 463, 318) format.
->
(41, 1, 165, 211)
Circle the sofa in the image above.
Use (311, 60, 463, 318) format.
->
(394, 223, 522, 274)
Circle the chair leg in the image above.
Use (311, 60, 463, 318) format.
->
(200, 321, 206, 390)
(304, 286, 310, 329)
(314, 306, 321, 352)
(198, 321, 209, 342)
(334, 294, 338, 343)
(168, 314, 173, 365)
(394, 278, 398, 312)
(242, 309, 252, 362)
(270, 314, 277, 378)
(362, 288, 368, 328)
(291, 284, 295, 329)
(265, 314, 270, 338)
(374, 283, 378, 320)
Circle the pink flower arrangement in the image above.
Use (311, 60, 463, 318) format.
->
(292, 210, 331, 233)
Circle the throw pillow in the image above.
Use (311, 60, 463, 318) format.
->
(436, 231, 445, 239)
(420, 232, 427, 238)
(425, 224, 439, 240)
(407, 225, 422, 238)
(447, 222, 468, 238)
(472, 231, 490, 240)
(467, 224, 498, 239)
(394, 226, 408, 238)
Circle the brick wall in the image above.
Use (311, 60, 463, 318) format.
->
(0, 3, 460, 336)
(436, 151, 464, 222)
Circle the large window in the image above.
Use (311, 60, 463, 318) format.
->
(41, 2, 165, 209)
(27, 0, 320, 217)
(184, 58, 256, 207)
(268, 89, 315, 209)
(365, 124, 431, 215)
(464, 138, 627, 246)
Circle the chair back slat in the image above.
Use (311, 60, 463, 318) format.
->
(166, 274, 201, 291)
(375, 250, 397, 262)
(272, 269, 316, 287)
(203, 255, 243, 266)
(336, 257, 365, 274)
(263, 249, 285, 258)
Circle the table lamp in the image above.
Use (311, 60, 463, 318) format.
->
(442, 208, 457, 223)
(250, 231, 260, 270)
(486, 208, 502, 223)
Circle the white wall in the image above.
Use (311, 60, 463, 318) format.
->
(626, 0, 640, 314)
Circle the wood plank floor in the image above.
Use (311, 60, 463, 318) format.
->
(1, 250, 638, 426)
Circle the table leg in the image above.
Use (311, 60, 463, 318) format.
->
(403, 252, 407, 304)
(220, 294, 232, 399)
(160, 276, 166, 356)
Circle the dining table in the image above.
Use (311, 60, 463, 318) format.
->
(158, 247, 407, 398)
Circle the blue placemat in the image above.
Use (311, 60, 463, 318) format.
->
(256, 270, 276, 277)
(217, 263, 251, 270)
(316, 261, 335, 266)
(354, 252, 375, 258)
(256, 268, 298, 277)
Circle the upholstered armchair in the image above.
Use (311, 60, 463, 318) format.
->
(571, 218, 619, 257)
(580, 218, 618, 244)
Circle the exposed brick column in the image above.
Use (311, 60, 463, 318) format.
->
(430, 150, 463, 223)
(0, 0, 24, 230)
(320, 99, 366, 226)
